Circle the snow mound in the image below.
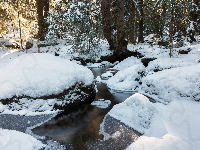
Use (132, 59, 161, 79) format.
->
(127, 100, 200, 150)
(0, 53, 94, 99)
(113, 56, 141, 70)
(141, 64, 200, 103)
(107, 64, 145, 92)
(107, 93, 156, 134)
(0, 128, 45, 150)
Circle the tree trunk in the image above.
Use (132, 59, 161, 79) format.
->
(43, 0, 49, 39)
(101, 0, 114, 50)
(138, 0, 144, 43)
(129, 4, 137, 44)
(36, 0, 49, 41)
(116, 0, 126, 52)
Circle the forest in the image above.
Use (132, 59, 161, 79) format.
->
(0, 0, 199, 59)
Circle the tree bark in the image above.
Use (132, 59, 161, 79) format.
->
(36, 0, 49, 41)
(117, 0, 126, 52)
(138, 0, 144, 43)
(101, 0, 114, 50)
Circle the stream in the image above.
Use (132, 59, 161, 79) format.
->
(32, 67, 134, 149)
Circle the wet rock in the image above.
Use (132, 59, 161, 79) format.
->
(158, 40, 169, 47)
(85, 115, 141, 150)
(141, 58, 156, 67)
(178, 48, 191, 54)
(0, 114, 55, 132)
(101, 50, 144, 63)
(40, 137, 74, 150)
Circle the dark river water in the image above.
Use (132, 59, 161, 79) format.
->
(32, 67, 134, 149)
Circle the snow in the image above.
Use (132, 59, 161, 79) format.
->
(141, 64, 200, 103)
(0, 103, 5, 113)
(127, 43, 168, 58)
(88, 63, 102, 68)
(0, 128, 44, 150)
(103, 93, 156, 134)
(0, 53, 94, 99)
(113, 56, 142, 70)
(91, 99, 111, 109)
(146, 56, 198, 73)
(107, 64, 145, 92)
(95, 76, 102, 83)
(101, 71, 113, 79)
(126, 100, 200, 150)
(0, 98, 61, 116)
(0, 37, 200, 149)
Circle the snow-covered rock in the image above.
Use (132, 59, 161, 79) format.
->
(146, 56, 198, 73)
(126, 100, 200, 150)
(0, 128, 45, 150)
(0, 53, 94, 100)
(113, 56, 141, 70)
(107, 64, 145, 92)
(91, 99, 111, 109)
(101, 71, 113, 79)
(101, 93, 156, 135)
(141, 64, 200, 103)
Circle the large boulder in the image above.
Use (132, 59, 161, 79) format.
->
(0, 53, 96, 112)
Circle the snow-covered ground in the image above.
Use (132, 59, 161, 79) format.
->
(146, 55, 198, 73)
(1, 38, 200, 149)
(0, 128, 44, 150)
(126, 100, 200, 150)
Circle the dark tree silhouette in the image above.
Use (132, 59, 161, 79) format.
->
(36, 0, 49, 41)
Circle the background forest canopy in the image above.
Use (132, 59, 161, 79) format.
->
(0, 0, 199, 58)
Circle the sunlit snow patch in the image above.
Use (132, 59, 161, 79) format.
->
(0, 128, 45, 150)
